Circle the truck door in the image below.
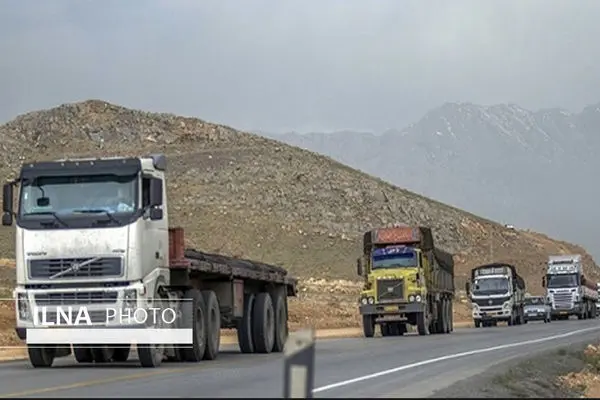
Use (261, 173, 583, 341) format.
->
(141, 175, 167, 270)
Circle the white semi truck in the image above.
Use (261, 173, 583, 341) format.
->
(2, 154, 297, 368)
(543, 254, 597, 320)
(466, 263, 526, 328)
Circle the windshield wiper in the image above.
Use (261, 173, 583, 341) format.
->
(26, 211, 69, 228)
(72, 209, 120, 224)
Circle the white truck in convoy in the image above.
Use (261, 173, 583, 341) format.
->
(2, 154, 297, 368)
(542, 254, 597, 320)
(466, 263, 526, 328)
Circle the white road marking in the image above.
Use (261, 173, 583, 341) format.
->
(313, 325, 600, 393)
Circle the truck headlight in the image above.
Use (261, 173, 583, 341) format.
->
(17, 293, 30, 321)
(415, 295, 422, 302)
(123, 289, 137, 309)
(503, 302, 511, 309)
(361, 297, 368, 305)
(408, 295, 415, 302)
(368, 297, 375, 304)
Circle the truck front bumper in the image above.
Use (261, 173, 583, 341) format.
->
(13, 281, 157, 337)
(472, 308, 512, 321)
(359, 301, 426, 316)
(551, 304, 580, 317)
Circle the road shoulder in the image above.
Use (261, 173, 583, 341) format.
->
(429, 340, 591, 398)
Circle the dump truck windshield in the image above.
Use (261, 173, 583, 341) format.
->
(372, 247, 418, 269)
(473, 277, 509, 295)
(19, 174, 138, 216)
(547, 273, 579, 288)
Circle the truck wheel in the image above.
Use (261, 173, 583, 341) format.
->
(474, 319, 481, 328)
(112, 345, 130, 362)
(237, 293, 255, 353)
(417, 312, 429, 336)
(180, 289, 207, 362)
(271, 291, 288, 353)
(393, 322, 406, 336)
(443, 299, 451, 334)
(362, 315, 375, 338)
(91, 347, 114, 363)
(201, 290, 221, 361)
(252, 292, 275, 353)
(448, 299, 454, 332)
(28, 345, 55, 368)
(73, 346, 93, 363)
(138, 295, 168, 368)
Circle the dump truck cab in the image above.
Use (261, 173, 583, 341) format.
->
(357, 226, 454, 337)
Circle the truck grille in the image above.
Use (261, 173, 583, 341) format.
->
(474, 297, 507, 307)
(36, 310, 111, 325)
(34, 291, 118, 306)
(552, 292, 573, 309)
(376, 279, 404, 303)
(29, 257, 123, 279)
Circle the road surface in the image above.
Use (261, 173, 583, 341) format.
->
(0, 319, 599, 398)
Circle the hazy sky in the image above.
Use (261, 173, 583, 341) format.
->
(1, 0, 600, 133)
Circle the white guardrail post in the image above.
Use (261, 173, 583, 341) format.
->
(283, 328, 316, 399)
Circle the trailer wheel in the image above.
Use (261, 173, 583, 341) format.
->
(443, 299, 451, 334)
(91, 347, 114, 363)
(381, 324, 392, 337)
(181, 289, 207, 362)
(28, 345, 55, 368)
(417, 311, 429, 336)
(72, 346, 93, 363)
(271, 291, 288, 353)
(237, 293, 255, 353)
(112, 345, 131, 362)
(201, 290, 221, 361)
(362, 315, 375, 338)
(252, 292, 275, 353)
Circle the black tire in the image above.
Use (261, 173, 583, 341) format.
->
(201, 290, 221, 361)
(394, 322, 406, 336)
(474, 319, 481, 328)
(362, 314, 375, 338)
(180, 289, 207, 362)
(271, 291, 288, 353)
(237, 293, 255, 353)
(417, 311, 429, 336)
(441, 300, 448, 334)
(138, 295, 168, 368)
(112, 345, 130, 362)
(28, 345, 55, 368)
(252, 292, 275, 354)
(91, 347, 114, 363)
(73, 346, 93, 363)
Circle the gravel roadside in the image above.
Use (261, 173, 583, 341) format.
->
(429, 340, 593, 398)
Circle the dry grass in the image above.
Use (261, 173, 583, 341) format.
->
(558, 343, 600, 397)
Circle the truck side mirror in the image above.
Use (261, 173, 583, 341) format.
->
(149, 178, 163, 207)
(541, 276, 546, 288)
(2, 183, 12, 213)
(356, 258, 363, 276)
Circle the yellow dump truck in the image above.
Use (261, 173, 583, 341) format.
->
(356, 226, 455, 337)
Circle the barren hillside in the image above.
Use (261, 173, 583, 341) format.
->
(0, 100, 598, 286)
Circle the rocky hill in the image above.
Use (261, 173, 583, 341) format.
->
(0, 100, 598, 293)
(263, 102, 600, 263)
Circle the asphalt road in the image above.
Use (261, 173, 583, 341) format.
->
(0, 319, 599, 398)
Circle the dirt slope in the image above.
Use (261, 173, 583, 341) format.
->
(0, 99, 597, 283)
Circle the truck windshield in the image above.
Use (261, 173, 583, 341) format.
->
(372, 252, 417, 269)
(472, 277, 509, 295)
(547, 273, 579, 288)
(19, 174, 138, 216)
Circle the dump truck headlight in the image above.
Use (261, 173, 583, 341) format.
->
(368, 297, 375, 304)
(415, 295, 422, 302)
